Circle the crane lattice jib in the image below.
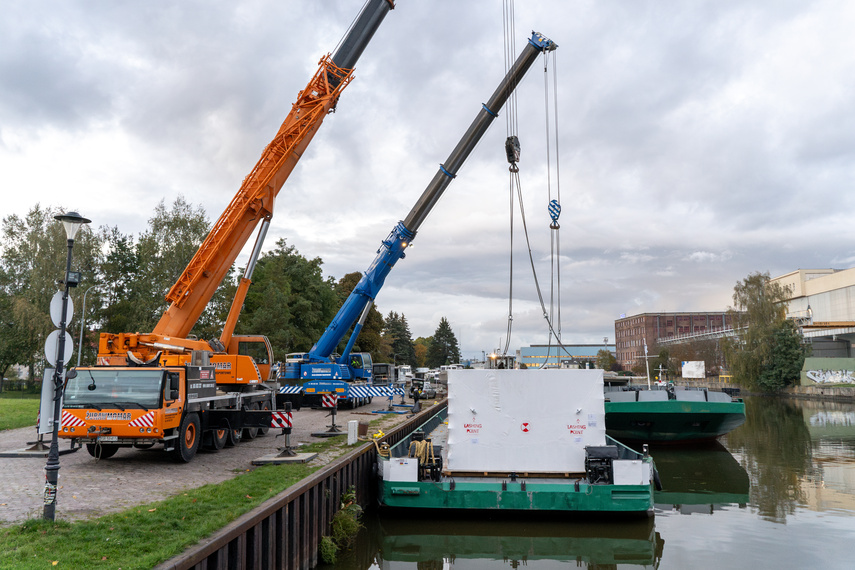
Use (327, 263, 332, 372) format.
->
(154, 57, 353, 338)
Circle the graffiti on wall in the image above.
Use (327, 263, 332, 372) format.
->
(806, 369, 855, 384)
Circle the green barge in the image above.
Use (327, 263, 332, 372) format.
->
(605, 387, 746, 443)
(377, 370, 656, 515)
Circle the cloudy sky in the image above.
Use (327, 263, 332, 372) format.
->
(3, 0, 855, 360)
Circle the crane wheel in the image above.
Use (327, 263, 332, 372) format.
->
(242, 402, 260, 440)
(173, 412, 201, 463)
(86, 443, 119, 459)
(225, 424, 241, 447)
(204, 428, 227, 451)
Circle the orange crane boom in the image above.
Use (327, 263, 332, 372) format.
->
(155, 56, 354, 339)
(97, 1, 396, 370)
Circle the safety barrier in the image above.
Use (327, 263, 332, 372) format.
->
(155, 400, 446, 570)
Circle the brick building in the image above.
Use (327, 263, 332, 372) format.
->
(614, 312, 736, 370)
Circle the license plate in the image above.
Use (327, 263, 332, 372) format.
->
(99, 436, 118, 442)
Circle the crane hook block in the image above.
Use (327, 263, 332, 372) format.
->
(505, 136, 521, 164)
(548, 199, 561, 229)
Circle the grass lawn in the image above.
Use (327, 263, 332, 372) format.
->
(0, 394, 40, 431)
(0, 438, 356, 569)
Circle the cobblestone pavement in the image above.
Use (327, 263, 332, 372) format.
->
(0, 399, 423, 526)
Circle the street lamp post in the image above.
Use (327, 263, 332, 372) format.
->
(44, 211, 91, 521)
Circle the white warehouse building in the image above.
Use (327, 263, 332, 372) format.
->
(771, 268, 855, 357)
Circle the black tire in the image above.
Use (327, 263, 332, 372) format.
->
(242, 402, 259, 440)
(203, 428, 227, 451)
(258, 400, 271, 436)
(172, 412, 201, 463)
(85, 443, 119, 459)
(225, 425, 241, 447)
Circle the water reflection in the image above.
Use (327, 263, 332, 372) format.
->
(652, 441, 749, 515)
(726, 396, 815, 522)
(330, 397, 855, 570)
(724, 397, 855, 522)
(797, 399, 855, 515)
(328, 514, 664, 569)
(371, 515, 663, 569)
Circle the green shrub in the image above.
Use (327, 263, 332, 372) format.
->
(319, 535, 338, 564)
(319, 486, 363, 563)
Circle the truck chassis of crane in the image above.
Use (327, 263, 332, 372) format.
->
(60, 356, 275, 462)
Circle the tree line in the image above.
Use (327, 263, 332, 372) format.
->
(0, 200, 460, 386)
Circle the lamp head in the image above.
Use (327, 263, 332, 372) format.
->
(54, 211, 91, 241)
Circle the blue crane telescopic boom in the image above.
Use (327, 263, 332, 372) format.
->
(286, 32, 557, 395)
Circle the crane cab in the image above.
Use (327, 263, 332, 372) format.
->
(213, 335, 274, 385)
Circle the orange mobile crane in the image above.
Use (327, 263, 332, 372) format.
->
(59, 1, 396, 462)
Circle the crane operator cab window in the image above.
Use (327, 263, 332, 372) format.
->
(239, 340, 270, 365)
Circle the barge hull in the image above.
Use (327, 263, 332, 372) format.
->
(605, 400, 746, 443)
(379, 479, 653, 513)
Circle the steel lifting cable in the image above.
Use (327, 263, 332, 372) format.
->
(499, 0, 568, 362)
(550, 50, 571, 362)
(507, 49, 571, 366)
(501, 0, 518, 358)
(542, 49, 557, 359)
(551, 52, 563, 347)
(543, 49, 567, 359)
(503, 159, 515, 358)
(502, 0, 518, 136)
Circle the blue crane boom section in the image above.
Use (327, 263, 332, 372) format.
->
(290, 32, 558, 394)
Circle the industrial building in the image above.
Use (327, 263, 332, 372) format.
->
(771, 268, 855, 357)
(614, 312, 737, 370)
(612, 268, 855, 374)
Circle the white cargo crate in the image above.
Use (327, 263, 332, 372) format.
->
(446, 369, 606, 473)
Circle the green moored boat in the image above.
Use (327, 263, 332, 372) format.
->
(377, 369, 657, 515)
(604, 387, 746, 443)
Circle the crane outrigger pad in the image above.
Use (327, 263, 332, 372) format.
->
(252, 451, 317, 465)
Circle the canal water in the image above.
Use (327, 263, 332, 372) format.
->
(329, 396, 855, 569)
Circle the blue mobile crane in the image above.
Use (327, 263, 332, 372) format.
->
(280, 32, 557, 407)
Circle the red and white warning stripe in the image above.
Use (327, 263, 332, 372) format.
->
(61, 410, 86, 427)
(321, 393, 338, 408)
(271, 411, 293, 429)
(128, 411, 156, 428)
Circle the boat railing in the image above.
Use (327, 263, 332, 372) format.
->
(605, 435, 646, 461)
(389, 405, 448, 459)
